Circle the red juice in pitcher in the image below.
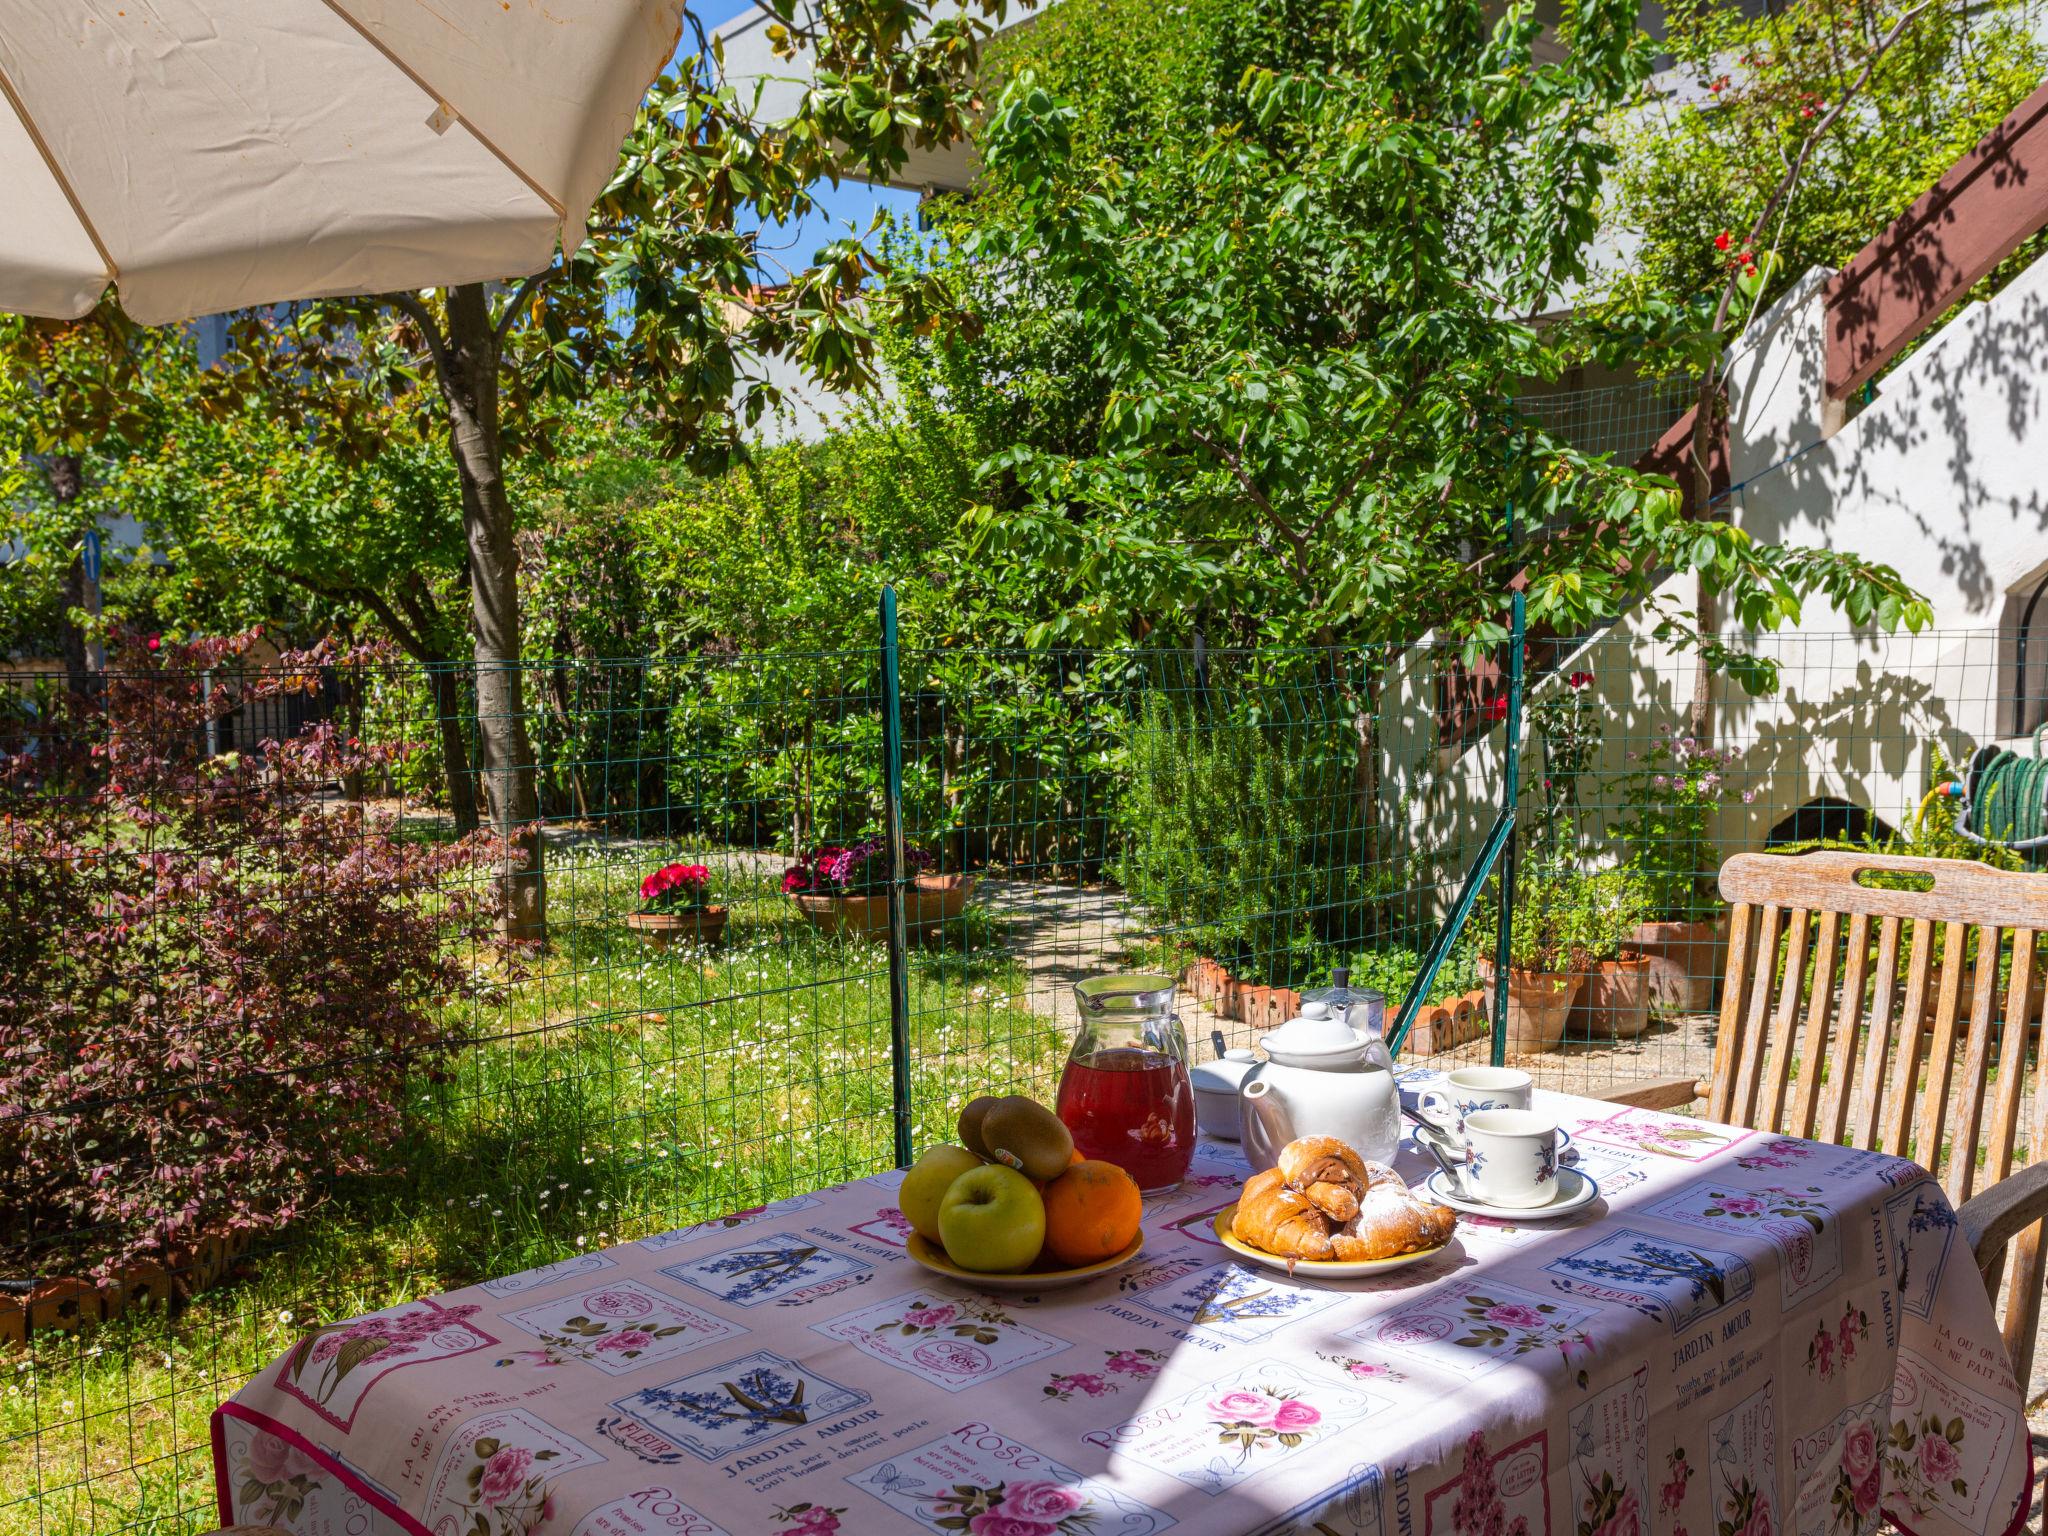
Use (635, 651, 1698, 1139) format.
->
(1056, 1045, 1195, 1193)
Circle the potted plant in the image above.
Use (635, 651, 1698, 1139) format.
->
(1611, 728, 1753, 1011)
(1568, 868, 1657, 1040)
(1473, 859, 1604, 1053)
(626, 862, 728, 948)
(781, 839, 974, 939)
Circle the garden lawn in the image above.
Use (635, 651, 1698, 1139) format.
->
(0, 844, 1064, 1536)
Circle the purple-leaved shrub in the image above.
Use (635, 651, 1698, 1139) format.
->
(0, 631, 499, 1281)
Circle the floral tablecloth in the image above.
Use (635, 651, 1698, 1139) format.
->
(214, 1090, 2035, 1536)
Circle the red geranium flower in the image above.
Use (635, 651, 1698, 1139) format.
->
(1713, 231, 1732, 252)
(1482, 695, 1510, 723)
(1569, 670, 1593, 689)
(781, 867, 813, 894)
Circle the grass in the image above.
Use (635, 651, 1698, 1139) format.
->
(0, 843, 1068, 1536)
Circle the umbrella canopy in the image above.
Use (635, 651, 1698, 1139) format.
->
(0, 2, 682, 325)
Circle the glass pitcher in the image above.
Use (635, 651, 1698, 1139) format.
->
(1058, 973, 1195, 1193)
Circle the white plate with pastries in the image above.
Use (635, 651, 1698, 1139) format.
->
(1212, 1205, 1452, 1277)
(1214, 1133, 1460, 1278)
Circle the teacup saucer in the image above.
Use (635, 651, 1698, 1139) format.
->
(1422, 1166, 1598, 1220)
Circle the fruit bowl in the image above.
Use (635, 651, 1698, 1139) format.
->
(905, 1231, 1145, 1291)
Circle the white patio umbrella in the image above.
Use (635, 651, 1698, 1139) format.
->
(0, 1, 683, 325)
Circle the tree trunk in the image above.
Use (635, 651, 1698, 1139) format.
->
(48, 455, 89, 701)
(1686, 383, 1719, 741)
(425, 663, 482, 836)
(439, 284, 545, 942)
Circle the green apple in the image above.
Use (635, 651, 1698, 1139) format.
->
(899, 1144, 983, 1243)
(938, 1163, 1046, 1273)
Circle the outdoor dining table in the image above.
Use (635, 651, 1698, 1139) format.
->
(212, 1084, 2036, 1536)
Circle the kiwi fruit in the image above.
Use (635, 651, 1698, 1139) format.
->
(979, 1096, 1075, 1181)
(957, 1095, 1003, 1160)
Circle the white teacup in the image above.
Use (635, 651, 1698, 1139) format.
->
(1417, 1067, 1533, 1135)
(1461, 1108, 1560, 1209)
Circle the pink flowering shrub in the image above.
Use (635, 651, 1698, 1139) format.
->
(0, 632, 498, 1281)
(1613, 726, 1754, 921)
(780, 836, 929, 898)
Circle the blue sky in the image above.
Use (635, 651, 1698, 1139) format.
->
(694, 0, 926, 279)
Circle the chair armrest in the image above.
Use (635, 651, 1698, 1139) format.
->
(1957, 1161, 2048, 1276)
(1599, 1076, 1703, 1112)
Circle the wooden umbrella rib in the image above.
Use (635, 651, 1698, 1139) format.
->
(0, 56, 118, 285)
(318, 0, 568, 219)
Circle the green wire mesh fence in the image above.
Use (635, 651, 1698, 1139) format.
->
(1, 618, 2039, 1533)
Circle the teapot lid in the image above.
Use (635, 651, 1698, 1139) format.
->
(1261, 1000, 1372, 1062)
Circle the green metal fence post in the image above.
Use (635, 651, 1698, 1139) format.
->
(879, 586, 915, 1168)
(1491, 498, 1526, 1069)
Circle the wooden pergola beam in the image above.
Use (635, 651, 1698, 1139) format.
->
(1822, 75, 2048, 401)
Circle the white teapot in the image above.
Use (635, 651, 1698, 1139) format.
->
(1238, 998, 1402, 1173)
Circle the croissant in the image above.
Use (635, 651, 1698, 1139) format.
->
(1231, 1167, 1336, 1260)
(1279, 1135, 1370, 1196)
(1329, 1176, 1459, 1261)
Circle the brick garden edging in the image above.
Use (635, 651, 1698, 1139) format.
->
(1181, 959, 1488, 1053)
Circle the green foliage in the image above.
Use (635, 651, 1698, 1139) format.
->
(1602, 0, 2048, 330)
(1609, 729, 1756, 921)
(1115, 692, 1376, 985)
(1477, 860, 1653, 974)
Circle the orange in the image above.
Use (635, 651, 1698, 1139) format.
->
(1041, 1159, 1143, 1266)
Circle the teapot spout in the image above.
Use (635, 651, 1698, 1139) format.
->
(1239, 1078, 1294, 1173)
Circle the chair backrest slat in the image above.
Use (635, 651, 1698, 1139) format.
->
(1790, 909, 1843, 1139)
(1880, 917, 1935, 1158)
(1816, 910, 1872, 1145)
(1708, 902, 1755, 1125)
(1712, 850, 2048, 1395)
(1944, 930, 2003, 1207)
(1916, 920, 1970, 1171)
(1983, 932, 2036, 1189)
(1853, 914, 1904, 1152)
(1731, 902, 1783, 1129)
(1758, 907, 1812, 1133)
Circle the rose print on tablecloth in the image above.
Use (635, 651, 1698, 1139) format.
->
(878, 1295, 1013, 1344)
(1734, 1138, 1818, 1172)
(452, 1434, 560, 1536)
(1663, 1446, 1695, 1536)
(1043, 1346, 1165, 1401)
(1573, 1109, 1738, 1160)
(1209, 1385, 1323, 1462)
(1714, 1478, 1773, 1536)
(1885, 1411, 1972, 1515)
(1808, 1302, 1869, 1380)
(922, 1477, 1094, 1534)
(772, 1500, 848, 1533)
(1577, 1475, 1642, 1536)
(1456, 1293, 1597, 1386)
(232, 1429, 323, 1528)
(1317, 1351, 1408, 1384)
(1828, 1417, 1885, 1531)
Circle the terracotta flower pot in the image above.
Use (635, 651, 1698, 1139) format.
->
(1628, 916, 1728, 1013)
(1476, 956, 1582, 1054)
(793, 875, 976, 941)
(0, 1291, 23, 1349)
(626, 905, 729, 950)
(1570, 952, 1653, 1040)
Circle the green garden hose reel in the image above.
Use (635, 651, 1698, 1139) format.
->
(1940, 723, 2048, 854)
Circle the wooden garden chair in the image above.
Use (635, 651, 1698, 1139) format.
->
(1708, 848, 2048, 1406)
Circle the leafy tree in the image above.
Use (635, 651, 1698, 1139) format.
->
(215, 0, 1017, 940)
(914, 0, 1928, 868)
(1593, 0, 2046, 723)
(107, 396, 487, 830)
(0, 310, 178, 688)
